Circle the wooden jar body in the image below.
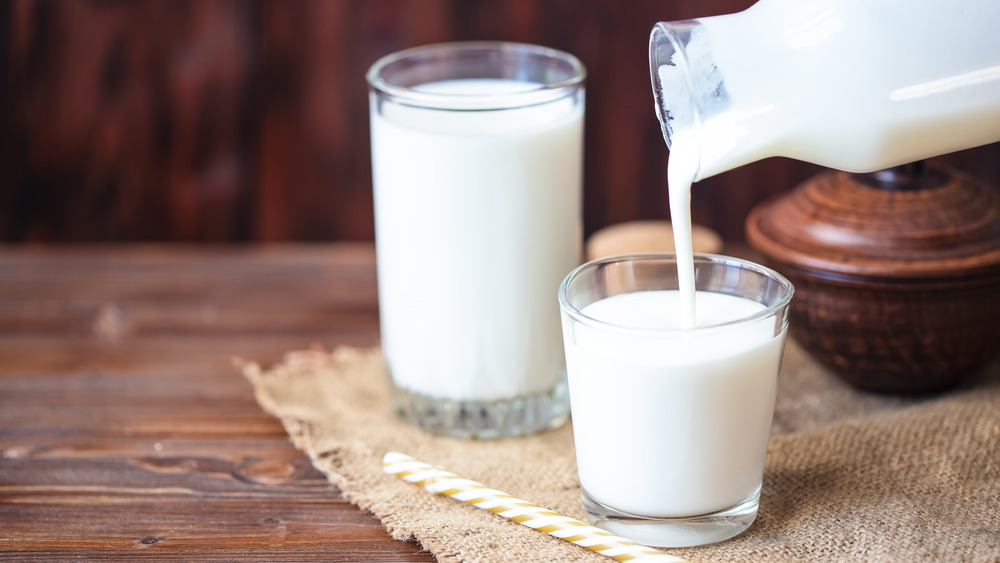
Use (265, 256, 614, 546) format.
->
(747, 166, 1000, 393)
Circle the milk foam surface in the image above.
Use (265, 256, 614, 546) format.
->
(371, 78, 583, 401)
(564, 290, 784, 517)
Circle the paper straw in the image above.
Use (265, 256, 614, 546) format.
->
(382, 452, 687, 562)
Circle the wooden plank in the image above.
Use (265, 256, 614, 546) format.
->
(0, 244, 436, 561)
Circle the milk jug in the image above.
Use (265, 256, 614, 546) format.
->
(650, 0, 1000, 182)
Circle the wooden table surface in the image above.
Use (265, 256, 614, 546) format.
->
(0, 244, 437, 561)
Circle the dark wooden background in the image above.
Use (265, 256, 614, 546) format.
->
(2, 0, 998, 244)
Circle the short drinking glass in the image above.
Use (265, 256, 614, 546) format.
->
(558, 253, 793, 547)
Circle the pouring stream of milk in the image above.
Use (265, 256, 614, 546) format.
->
(666, 136, 699, 329)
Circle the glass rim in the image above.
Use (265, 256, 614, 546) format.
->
(366, 41, 586, 111)
(558, 252, 794, 336)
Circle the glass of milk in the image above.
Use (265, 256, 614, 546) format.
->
(367, 42, 585, 439)
(558, 253, 793, 547)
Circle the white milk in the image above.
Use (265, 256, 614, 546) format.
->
(666, 139, 699, 328)
(371, 78, 583, 400)
(564, 290, 785, 517)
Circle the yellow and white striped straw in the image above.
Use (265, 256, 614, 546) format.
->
(382, 452, 687, 562)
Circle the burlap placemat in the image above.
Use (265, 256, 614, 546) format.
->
(242, 340, 1000, 562)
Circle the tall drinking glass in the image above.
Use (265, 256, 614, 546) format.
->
(367, 42, 586, 439)
(558, 254, 793, 547)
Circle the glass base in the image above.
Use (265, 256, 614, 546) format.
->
(581, 486, 760, 548)
(387, 377, 570, 439)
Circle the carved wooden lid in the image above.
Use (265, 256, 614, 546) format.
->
(745, 165, 1000, 280)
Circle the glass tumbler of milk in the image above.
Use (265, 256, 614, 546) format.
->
(367, 42, 585, 439)
(558, 254, 793, 547)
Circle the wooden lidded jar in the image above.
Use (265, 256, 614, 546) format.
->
(746, 163, 1000, 394)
